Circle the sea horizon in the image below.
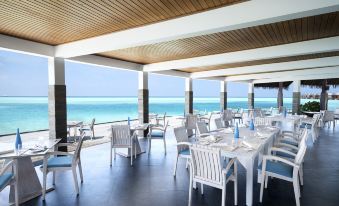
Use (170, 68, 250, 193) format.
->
(0, 96, 335, 136)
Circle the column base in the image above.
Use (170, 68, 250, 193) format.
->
(185, 91, 193, 114)
(138, 89, 149, 136)
(220, 92, 227, 110)
(292, 92, 301, 114)
(248, 93, 254, 109)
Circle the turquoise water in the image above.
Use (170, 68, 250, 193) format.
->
(0, 97, 337, 135)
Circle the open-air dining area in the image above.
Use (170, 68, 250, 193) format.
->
(1, 0, 339, 206)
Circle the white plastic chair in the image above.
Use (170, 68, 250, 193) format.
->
(188, 144, 238, 206)
(254, 117, 272, 126)
(221, 110, 233, 126)
(214, 117, 225, 129)
(79, 118, 95, 140)
(156, 112, 166, 126)
(173, 126, 192, 177)
(199, 112, 212, 131)
(196, 121, 209, 137)
(322, 110, 335, 128)
(185, 114, 198, 137)
(259, 131, 308, 206)
(0, 161, 18, 206)
(41, 133, 85, 200)
(110, 125, 136, 166)
(147, 121, 169, 155)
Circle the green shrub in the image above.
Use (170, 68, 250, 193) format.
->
(300, 101, 320, 112)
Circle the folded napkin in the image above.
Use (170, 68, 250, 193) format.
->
(211, 143, 238, 151)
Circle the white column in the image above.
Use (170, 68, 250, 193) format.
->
(292, 80, 301, 114)
(220, 81, 227, 110)
(48, 58, 67, 147)
(138, 71, 149, 136)
(185, 78, 193, 114)
(248, 82, 254, 109)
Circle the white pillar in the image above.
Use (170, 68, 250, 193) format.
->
(220, 81, 227, 110)
(138, 71, 149, 132)
(48, 57, 67, 148)
(185, 78, 193, 114)
(292, 80, 301, 114)
(248, 82, 254, 109)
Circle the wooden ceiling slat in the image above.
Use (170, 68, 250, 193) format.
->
(100, 12, 339, 64)
(0, 0, 242, 45)
(179, 51, 339, 73)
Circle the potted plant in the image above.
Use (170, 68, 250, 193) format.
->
(300, 101, 320, 117)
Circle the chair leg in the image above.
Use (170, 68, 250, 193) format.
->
(42, 169, 48, 200)
(52, 171, 56, 185)
(265, 175, 268, 188)
(299, 168, 304, 186)
(234, 177, 238, 205)
(110, 143, 113, 167)
(163, 137, 167, 155)
(72, 168, 79, 195)
(188, 176, 193, 206)
(78, 160, 84, 183)
(173, 155, 179, 177)
(14, 162, 19, 206)
(201, 183, 204, 195)
(259, 173, 265, 203)
(134, 140, 137, 159)
(221, 186, 226, 206)
(130, 145, 133, 166)
(293, 178, 301, 206)
(148, 137, 151, 155)
(186, 159, 189, 169)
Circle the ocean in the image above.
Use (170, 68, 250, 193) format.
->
(0, 97, 337, 135)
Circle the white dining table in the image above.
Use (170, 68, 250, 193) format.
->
(67, 120, 83, 136)
(195, 126, 280, 206)
(0, 138, 61, 205)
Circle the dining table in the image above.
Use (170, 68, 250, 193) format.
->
(0, 138, 61, 205)
(194, 125, 280, 206)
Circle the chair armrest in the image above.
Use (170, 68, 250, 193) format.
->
(57, 143, 75, 147)
(177, 142, 192, 146)
(150, 126, 165, 131)
(46, 151, 74, 157)
(263, 155, 299, 168)
(277, 136, 299, 144)
(270, 147, 297, 157)
(222, 158, 236, 175)
(0, 161, 13, 176)
(275, 143, 299, 151)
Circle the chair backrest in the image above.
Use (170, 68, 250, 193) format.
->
(254, 117, 272, 126)
(90, 118, 95, 129)
(185, 114, 198, 130)
(190, 144, 223, 185)
(294, 130, 308, 165)
(323, 110, 334, 121)
(196, 121, 209, 135)
(73, 132, 85, 163)
(111, 125, 131, 147)
(214, 118, 224, 129)
(173, 126, 190, 153)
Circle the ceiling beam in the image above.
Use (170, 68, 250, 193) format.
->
(68, 55, 142, 71)
(145, 37, 339, 72)
(0, 34, 54, 57)
(253, 67, 339, 83)
(54, 0, 339, 58)
(190, 56, 339, 79)
(226, 66, 339, 82)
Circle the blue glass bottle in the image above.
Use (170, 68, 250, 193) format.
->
(249, 119, 255, 130)
(127, 117, 130, 126)
(234, 123, 239, 139)
(15, 128, 22, 150)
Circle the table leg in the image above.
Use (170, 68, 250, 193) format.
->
(9, 157, 42, 204)
(116, 137, 145, 157)
(245, 159, 254, 206)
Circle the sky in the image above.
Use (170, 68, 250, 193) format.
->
(0, 49, 334, 98)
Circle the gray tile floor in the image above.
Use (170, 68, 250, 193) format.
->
(1, 126, 339, 206)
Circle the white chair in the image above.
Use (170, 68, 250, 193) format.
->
(196, 121, 209, 137)
(156, 112, 166, 126)
(254, 117, 272, 126)
(0, 161, 18, 206)
(173, 126, 192, 177)
(79, 118, 95, 140)
(199, 112, 212, 131)
(258, 131, 308, 206)
(147, 121, 169, 155)
(41, 133, 85, 200)
(221, 110, 233, 126)
(322, 110, 335, 128)
(214, 117, 225, 129)
(334, 108, 339, 124)
(185, 114, 198, 137)
(188, 144, 237, 206)
(110, 125, 136, 166)
(233, 108, 244, 124)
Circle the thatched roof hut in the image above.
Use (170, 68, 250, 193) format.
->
(254, 81, 292, 89)
(301, 78, 339, 88)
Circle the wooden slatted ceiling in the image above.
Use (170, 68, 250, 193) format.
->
(0, 0, 242, 45)
(100, 12, 339, 64)
(178, 51, 339, 73)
